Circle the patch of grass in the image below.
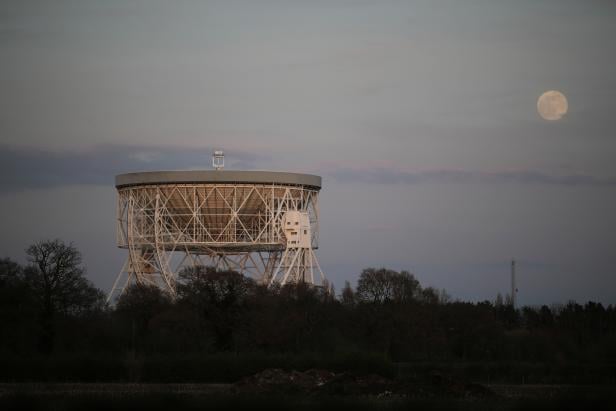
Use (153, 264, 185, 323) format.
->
(2, 387, 615, 411)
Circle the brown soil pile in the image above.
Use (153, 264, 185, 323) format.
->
(234, 368, 496, 398)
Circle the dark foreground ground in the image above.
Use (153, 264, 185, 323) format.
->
(1, 369, 615, 411)
(1, 387, 615, 411)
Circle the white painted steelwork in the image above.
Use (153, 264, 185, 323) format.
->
(108, 171, 325, 301)
(212, 150, 224, 170)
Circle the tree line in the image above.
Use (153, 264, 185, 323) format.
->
(1, 239, 615, 383)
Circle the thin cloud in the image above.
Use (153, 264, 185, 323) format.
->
(2, 144, 614, 193)
(327, 167, 616, 187)
(0, 144, 262, 193)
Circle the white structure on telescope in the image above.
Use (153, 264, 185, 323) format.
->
(108, 168, 326, 301)
(212, 150, 224, 170)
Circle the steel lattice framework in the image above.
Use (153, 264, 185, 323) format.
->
(108, 171, 326, 302)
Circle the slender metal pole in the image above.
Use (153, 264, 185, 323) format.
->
(511, 259, 516, 309)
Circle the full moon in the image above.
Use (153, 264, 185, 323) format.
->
(537, 90, 568, 121)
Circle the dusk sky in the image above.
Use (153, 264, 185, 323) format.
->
(1, 0, 615, 305)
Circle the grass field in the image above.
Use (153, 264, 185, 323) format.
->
(1, 383, 615, 411)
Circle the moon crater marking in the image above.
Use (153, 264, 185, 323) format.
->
(537, 90, 568, 121)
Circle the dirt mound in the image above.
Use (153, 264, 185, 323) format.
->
(234, 368, 496, 398)
(416, 372, 497, 399)
(234, 368, 337, 395)
(319, 372, 392, 395)
(234, 369, 390, 395)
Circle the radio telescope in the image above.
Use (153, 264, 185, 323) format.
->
(108, 153, 326, 301)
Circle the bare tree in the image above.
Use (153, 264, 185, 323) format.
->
(177, 265, 255, 350)
(356, 268, 421, 304)
(25, 239, 105, 352)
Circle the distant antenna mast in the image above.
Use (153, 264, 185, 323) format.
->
(213, 150, 224, 170)
(511, 259, 517, 309)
